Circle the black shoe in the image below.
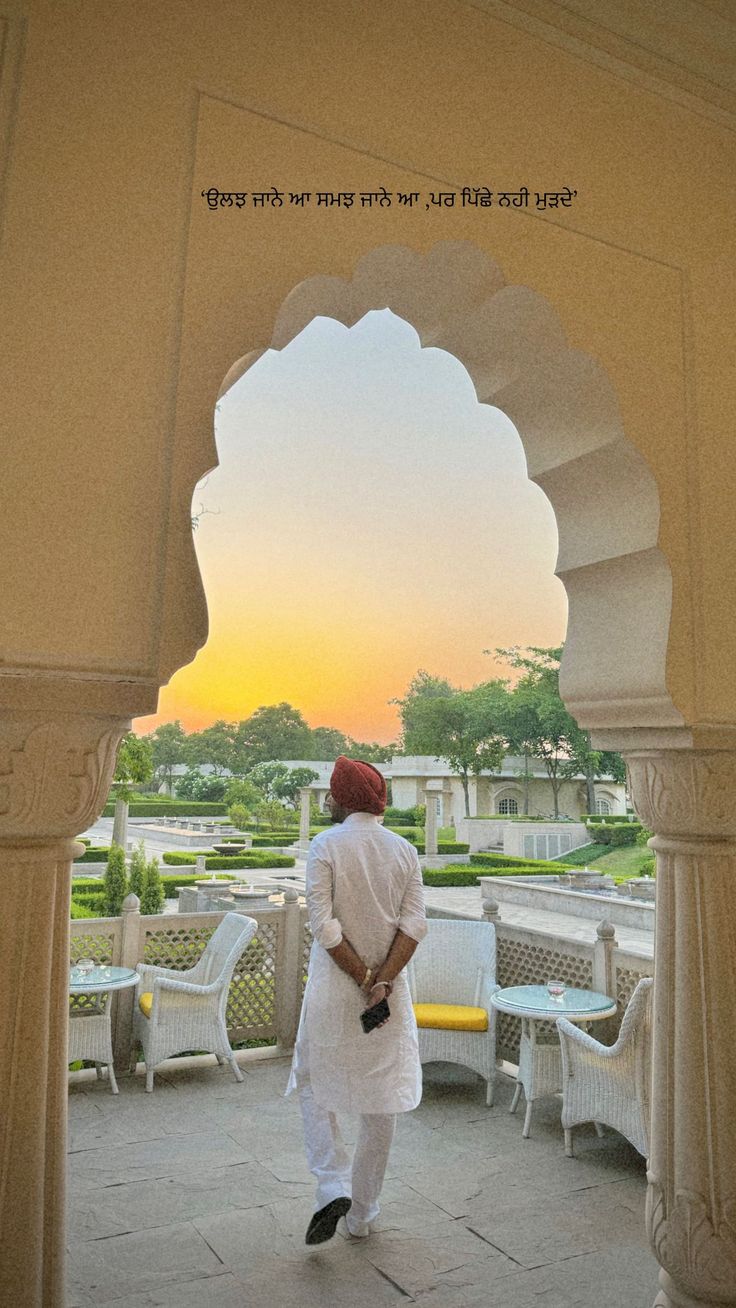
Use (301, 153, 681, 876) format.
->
(305, 1196, 352, 1245)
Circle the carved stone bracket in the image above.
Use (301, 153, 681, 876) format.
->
(0, 712, 129, 841)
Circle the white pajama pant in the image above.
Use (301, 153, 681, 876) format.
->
(299, 1084, 396, 1235)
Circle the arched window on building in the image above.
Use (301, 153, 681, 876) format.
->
(594, 798, 612, 816)
(499, 796, 519, 815)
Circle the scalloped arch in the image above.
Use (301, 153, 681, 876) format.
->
(219, 241, 683, 736)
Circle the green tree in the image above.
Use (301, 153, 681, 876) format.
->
(174, 768, 227, 801)
(104, 843, 128, 916)
(248, 760, 290, 800)
(185, 720, 239, 775)
(273, 766, 319, 809)
(223, 777, 261, 812)
(128, 840, 147, 898)
(309, 726, 349, 759)
(140, 856, 165, 915)
(393, 670, 455, 752)
(396, 676, 508, 817)
(112, 732, 155, 801)
(145, 721, 188, 794)
(256, 799, 289, 830)
(346, 738, 396, 763)
(235, 702, 313, 767)
(493, 646, 625, 818)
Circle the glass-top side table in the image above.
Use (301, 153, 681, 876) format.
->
(491, 985, 617, 1139)
(68, 966, 139, 1094)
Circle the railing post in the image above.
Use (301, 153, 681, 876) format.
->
(593, 918, 617, 996)
(113, 893, 141, 1072)
(276, 888, 303, 1051)
(482, 895, 501, 923)
(593, 918, 618, 1042)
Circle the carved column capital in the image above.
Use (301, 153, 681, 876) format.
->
(624, 749, 736, 840)
(0, 712, 129, 842)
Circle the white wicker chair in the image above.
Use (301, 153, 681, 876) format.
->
(557, 976, 653, 1157)
(407, 918, 499, 1105)
(133, 912, 258, 1092)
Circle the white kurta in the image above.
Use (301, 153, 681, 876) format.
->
(287, 811, 427, 1115)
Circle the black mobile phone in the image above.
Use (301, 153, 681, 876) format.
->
(360, 996, 390, 1034)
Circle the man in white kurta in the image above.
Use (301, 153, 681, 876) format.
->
(287, 756, 427, 1243)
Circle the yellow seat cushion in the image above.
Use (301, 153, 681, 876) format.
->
(413, 1003, 488, 1032)
(138, 992, 153, 1019)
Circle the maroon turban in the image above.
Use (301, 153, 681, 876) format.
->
(329, 755, 387, 815)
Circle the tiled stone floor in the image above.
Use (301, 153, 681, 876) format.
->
(67, 1055, 659, 1307)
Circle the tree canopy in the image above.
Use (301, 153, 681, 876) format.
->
(395, 673, 507, 816)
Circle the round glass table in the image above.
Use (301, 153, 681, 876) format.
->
(491, 985, 617, 1139)
(69, 966, 138, 1094)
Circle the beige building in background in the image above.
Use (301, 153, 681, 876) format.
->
(390, 754, 626, 823)
(1, 4, 735, 1305)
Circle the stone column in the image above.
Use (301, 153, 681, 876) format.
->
(0, 711, 127, 1308)
(298, 786, 311, 855)
(625, 750, 736, 1308)
(424, 788, 438, 857)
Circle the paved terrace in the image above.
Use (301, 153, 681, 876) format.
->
(68, 1054, 658, 1307)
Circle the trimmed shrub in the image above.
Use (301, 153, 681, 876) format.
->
(250, 835, 297, 847)
(161, 850, 296, 870)
(586, 822, 641, 847)
(422, 868, 480, 887)
(128, 840, 147, 898)
(73, 846, 111, 863)
(228, 803, 250, 831)
(140, 856, 165, 915)
(407, 841, 470, 855)
(71, 898, 104, 919)
(102, 800, 228, 817)
(384, 805, 424, 825)
(475, 863, 570, 879)
(470, 852, 575, 872)
(638, 856, 656, 877)
(103, 844, 128, 916)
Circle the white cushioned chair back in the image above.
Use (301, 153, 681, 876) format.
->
(409, 919, 496, 1006)
(201, 912, 258, 984)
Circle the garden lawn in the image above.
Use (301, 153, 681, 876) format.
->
(586, 844, 654, 878)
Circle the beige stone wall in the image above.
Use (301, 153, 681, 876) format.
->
(0, 0, 733, 734)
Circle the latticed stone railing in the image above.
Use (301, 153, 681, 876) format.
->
(70, 891, 653, 1075)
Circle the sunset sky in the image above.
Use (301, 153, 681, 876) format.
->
(135, 310, 567, 743)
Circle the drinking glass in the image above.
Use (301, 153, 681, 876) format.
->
(547, 979, 566, 1001)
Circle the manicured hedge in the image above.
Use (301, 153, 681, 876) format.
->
(470, 852, 575, 871)
(475, 863, 570, 879)
(102, 800, 228, 817)
(73, 846, 111, 863)
(409, 842, 470, 855)
(161, 851, 296, 870)
(422, 868, 480, 887)
(586, 822, 641, 847)
(71, 899, 104, 919)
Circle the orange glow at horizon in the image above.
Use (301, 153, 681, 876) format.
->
(135, 312, 567, 743)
